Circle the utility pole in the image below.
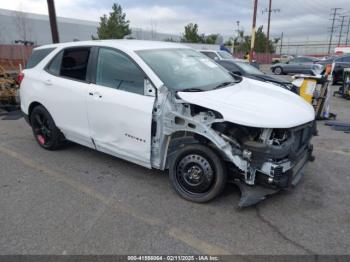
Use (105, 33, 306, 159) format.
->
(346, 17, 350, 45)
(47, 0, 59, 43)
(262, 0, 280, 53)
(233, 20, 240, 53)
(328, 8, 342, 54)
(249, 0, 258, 63)
(338, 15, 347, 45)
(280, 32, 283, 56)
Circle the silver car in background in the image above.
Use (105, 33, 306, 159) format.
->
(271, 56, 323, 75)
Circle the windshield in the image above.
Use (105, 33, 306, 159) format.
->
(218, 51, 234, 60)
(137, 48, 234, 91)
(236, 62, 264, 75)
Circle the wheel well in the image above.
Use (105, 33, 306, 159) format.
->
(28, 102, 43, 120)
(164, 131, 224, 169)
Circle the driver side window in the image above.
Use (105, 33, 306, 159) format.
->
(96, 48, 145, 95)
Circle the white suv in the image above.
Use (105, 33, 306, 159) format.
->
(20, 40, 315, 207)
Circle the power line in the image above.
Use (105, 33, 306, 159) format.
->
(346, 17, 350, 45)
(328, 7, 342, 54)
(337, 15, 348, 45)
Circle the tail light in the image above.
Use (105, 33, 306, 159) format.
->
(17, 72, 24, 85)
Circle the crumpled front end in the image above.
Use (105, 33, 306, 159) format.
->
(212, 121, 316, 207)
(152, 86, 316, 207)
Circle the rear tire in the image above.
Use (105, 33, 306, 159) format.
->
(169, 144, 227, 203)
(30, 105, 63, 150)
(273, 66, 283, 75)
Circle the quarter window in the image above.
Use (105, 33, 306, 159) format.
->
(46, 51, 63, 76)
(96, 48, 145, 95)
(26, 48, 55, 69)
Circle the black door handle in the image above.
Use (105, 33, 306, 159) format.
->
(89, 92, 93, 96)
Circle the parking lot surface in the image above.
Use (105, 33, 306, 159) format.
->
(0, 84, 350, 255)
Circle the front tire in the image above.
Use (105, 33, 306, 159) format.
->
(169, 144, 227, 203)
(30, 105, 63, 150)
(273, 66, 283, 75)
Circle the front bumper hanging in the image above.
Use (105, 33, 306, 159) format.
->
(234, 145, 314, 208)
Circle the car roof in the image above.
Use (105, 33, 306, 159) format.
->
(34, 40, 190, 52)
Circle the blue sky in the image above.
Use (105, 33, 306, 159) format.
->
(1, 0, 350, 41)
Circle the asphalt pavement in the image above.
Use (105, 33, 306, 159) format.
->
(0, 83, 349, 255)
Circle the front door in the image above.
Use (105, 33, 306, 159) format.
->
(43, 47, 94, 148)
(87, 47, 155, 167)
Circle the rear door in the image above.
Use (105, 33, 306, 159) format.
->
(284, 58, 299, 73)
(301, 57, 316, 73)
(86, 47, 155, 167)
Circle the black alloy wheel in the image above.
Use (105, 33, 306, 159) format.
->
(30, 105, 62, 150)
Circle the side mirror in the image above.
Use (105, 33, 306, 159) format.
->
(144, 78, 156, 97)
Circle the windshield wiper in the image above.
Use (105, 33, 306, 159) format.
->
(213, 81, 235, 89)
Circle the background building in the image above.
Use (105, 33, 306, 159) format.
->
(0, 8, 181, 45)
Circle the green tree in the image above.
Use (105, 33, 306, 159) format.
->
(205, 34, 219, 44)
(181, 23, 203, 43)
(254, 26, 275, 53)
(233, 26, 276, 53)
(92, 3, 131, 40)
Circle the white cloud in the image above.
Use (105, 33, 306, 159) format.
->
(1, 0, 349, 41)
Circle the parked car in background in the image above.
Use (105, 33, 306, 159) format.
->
(200, 50, 234, 61)
(216, 59, 295, 92)
(272, 55, 294, 64)
(316, 54, 350, 84)
(20, 40, 315, 207)
(271, 56, 322, 75)
(200, 50, 260, 69)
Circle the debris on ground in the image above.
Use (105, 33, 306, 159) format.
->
(325, 121, 350, 133)
(0, 65, 19, 111)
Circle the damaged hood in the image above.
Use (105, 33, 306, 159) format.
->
(177, 77, 315, 128)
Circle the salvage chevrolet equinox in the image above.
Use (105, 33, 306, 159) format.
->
(20, 40, 316, 207)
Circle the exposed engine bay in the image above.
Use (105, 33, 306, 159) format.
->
(151, 86, 315, 207)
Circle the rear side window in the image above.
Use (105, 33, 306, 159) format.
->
(46, 47, 91, 81)
(60, 48, 90, 81)
(47, 51, 63, 76)
(26, 48, 55, 69)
